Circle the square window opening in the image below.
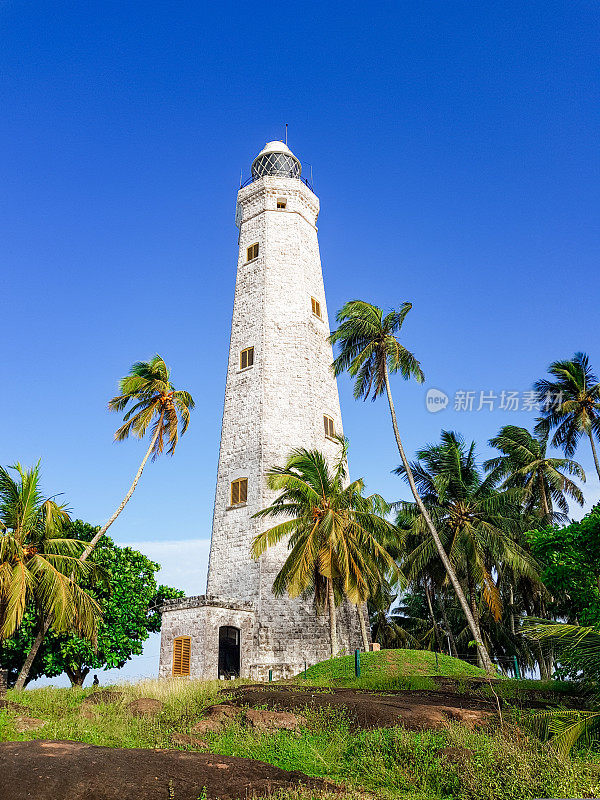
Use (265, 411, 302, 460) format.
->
(231, 478, 248, 506)
(311, 297, 322, 318)
(323, 415, 335, 439)
(277, 199, 287, 209)
(240, 347, 254, 370)
(246, 243, 259, 261)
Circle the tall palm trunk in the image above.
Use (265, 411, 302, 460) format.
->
(383, 365, 494, 673)
(438, 592, 459, 657)
(424, 582, 442, 653)
(84, 415, 164, 557)
(15, 417, 164, 690)
(356, 603, 369, 650)
(14, 616, 50, 691)
(589, 431, 600, 480)
(538, 471, 552, 523)
(327, 579, 338, 657)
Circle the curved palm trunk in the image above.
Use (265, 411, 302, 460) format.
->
(356, 603, 369, 650)
(383, 366, 494, 672)
(327, 579, 338, 658)
(15, 417, 164, 690)
(83, 416, 164, 558)
(14, 617, 50, 691)
(589, 432, 600, 481)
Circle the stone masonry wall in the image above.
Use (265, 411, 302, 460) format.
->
(160, 168, 367, 681)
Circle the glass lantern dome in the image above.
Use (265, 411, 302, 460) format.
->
(251, 141, 302, 181)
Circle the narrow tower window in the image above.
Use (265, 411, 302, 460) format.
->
(311, 297, 322, 318)
(277, 198, 287, 209)
(230, 478, 248, 506)
(240, 347, 254, 370)
(323, 415, 335, 439)
(246, 242, 259, 261)
(172, 636, 191, 676)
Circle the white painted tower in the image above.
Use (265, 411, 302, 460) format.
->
(159, 141, 365, 680)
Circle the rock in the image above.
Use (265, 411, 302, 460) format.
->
(191, 704, 241, 735)
(14, 716, 46, 732)
(127, 698, 163, 717)
(245, 708, 304, 732)
(444, 707, 490, 728)
(82, 691, 124, 707)
(170, 732, 209, 749)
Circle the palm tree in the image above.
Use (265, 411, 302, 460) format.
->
(0, 464, 103, 689)
(534, 352, 600, 480)
(330, 300, 494, 671)
(485, 425, 585, 524)
(251, 443, 397, 657)
(17, 355, 194, 687)
(524, 620, 600, 753)
(396, 431, 540, 666)
(84, 354, 195, 557)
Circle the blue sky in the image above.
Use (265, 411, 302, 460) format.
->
(2, 1, 599, 683)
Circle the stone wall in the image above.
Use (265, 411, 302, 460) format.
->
(159, 164, 366, 681)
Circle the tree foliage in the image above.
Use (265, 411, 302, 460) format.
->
(0, 520, 183, 686)
(527, 504, 600, 627)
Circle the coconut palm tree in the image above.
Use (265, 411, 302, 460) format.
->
(330, 300, 494, 671)
(524, 620, 600, 753)
(534, 352, 600, 480)
(17, 355, 194, 687)
(485, 425, 585, 524)
(396, 431, 540, 666)
(84, 354, 195, 557)
(0, 464, 103, 689)
(251, 443, 397, 656)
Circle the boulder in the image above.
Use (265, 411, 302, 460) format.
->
(191, 704, 241, 735)
(245, 708, 304, 732)
(82, 691, 123, 707)
(127, 698, 163, 717)
(170, 732, 209, 749)
(14, 716, 46, 732)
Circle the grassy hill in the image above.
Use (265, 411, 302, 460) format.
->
(299, 648, 491, 688)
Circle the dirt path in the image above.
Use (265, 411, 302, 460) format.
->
(225, 684, 496, 730)
(0, 740, 333, 800)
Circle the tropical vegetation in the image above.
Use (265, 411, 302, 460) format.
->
(251, 441, 398, 655)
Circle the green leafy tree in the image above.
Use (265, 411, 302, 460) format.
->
(16, 354, 194, 688)
(1, 521, 183, 686)
(534, 352, 600, 480)
(330, 300, 494, 671)
(0, 464, 104, 690)
(251, 443, 397, 656)
(527, 504, 600, 627)
(485, 425, 585, 524)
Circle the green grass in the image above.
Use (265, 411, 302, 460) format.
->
(1, 676, 598, 799)
(296, 649, 492, 689)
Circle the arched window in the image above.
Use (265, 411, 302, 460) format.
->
(172, 636, 191, 676)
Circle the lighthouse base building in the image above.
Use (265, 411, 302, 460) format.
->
(159, 141, 367, 681)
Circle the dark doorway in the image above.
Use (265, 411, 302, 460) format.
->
(218, 626, 240, 678)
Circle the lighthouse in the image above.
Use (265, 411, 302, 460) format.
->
(159, 141, 366, 680)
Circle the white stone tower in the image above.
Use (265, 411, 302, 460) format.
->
(159, 141, 365, 681)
